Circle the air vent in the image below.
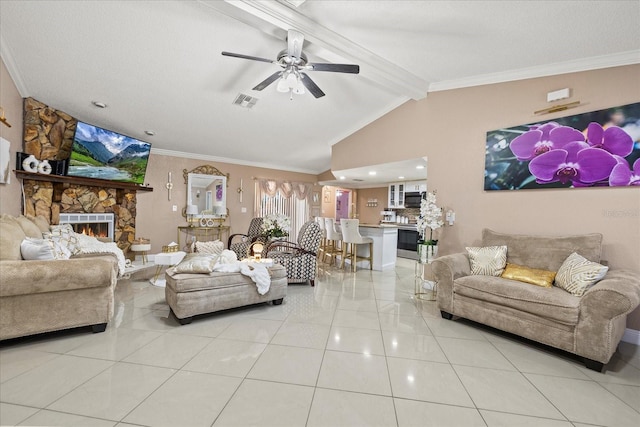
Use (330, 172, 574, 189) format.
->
(232, 93, 258, 109)
(352, 179, 364, 182)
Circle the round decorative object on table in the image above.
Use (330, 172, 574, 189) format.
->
(131, 238, 151, 264)
(22, 154, 39, 173)
(37, 159, 52, 174)
(200, 217, 207, 227)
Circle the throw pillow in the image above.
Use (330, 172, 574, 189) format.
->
(501, 263, 556, 288)
(26, 214, 51, 233)
(555, 252, 608, 296)
(21, 237, 70, 260)
(46, 224, 80, 255)
(194, 240, 224, 256)
(15, 215, 44, 238)
(0, 215, 26, 261)
(466, 245, 508, 276)
(172, 253, 219, 274)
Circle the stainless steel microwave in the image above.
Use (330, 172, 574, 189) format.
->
(404, 192, 424, 208)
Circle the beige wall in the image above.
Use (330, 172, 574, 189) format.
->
(357, 187, 388, 224)
(0, 59, 24, 215)
(332, 64, 640, 330)
(136, 154, 318, 253)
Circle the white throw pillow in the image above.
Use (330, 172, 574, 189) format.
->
(466, 245, 508, 276)
(21, 237, 70, 260)
(46, 224, 80, 255)
(555, 252, 608, 296)
(194, 240, 224, 256)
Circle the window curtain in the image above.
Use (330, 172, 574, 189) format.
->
(254, 179, 312, 242)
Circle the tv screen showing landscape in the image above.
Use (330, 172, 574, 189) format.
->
(67, 121, 151, 184)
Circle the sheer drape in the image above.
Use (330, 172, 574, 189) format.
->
(254, 179, 312, 242)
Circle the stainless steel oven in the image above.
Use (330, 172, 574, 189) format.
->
(397, 225, 419, 260)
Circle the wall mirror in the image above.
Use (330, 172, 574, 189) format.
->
(183, 165, 229, 220)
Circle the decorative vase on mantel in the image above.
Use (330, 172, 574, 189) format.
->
(418, 240, 438, 264)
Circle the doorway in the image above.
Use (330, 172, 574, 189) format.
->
(335, 189, 351, 221)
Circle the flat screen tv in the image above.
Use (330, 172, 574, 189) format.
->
(67, 121, 151, 184)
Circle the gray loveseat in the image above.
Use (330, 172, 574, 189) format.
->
(432, 229, 640, 372)
(0, 214, 118, 340)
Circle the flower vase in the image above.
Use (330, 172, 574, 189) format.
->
(418, 243, 438, 264)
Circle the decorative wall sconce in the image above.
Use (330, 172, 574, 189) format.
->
(237, 178, 243, 203)
(0, 107, 11, 128)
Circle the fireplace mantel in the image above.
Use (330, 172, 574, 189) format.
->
(14, 170, 154, 192)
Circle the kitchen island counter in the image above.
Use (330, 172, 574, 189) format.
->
(340, 223, 397, 271)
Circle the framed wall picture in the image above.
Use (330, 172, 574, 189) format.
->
(312, 191, 320, 206)
(485, 102, 640, 191)
(323, 190, 330, 203)
(0, 137, 10, 184)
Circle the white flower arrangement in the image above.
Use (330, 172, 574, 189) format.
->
(262, 213, 291, 238)
(416, 190, 444, 244)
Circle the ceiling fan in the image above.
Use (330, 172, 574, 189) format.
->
(222, 29, 360, 99)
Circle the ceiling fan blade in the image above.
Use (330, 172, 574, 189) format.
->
(300, 73, 325, 98)
(308, 63, 360, 74)
(221, 51, 277, 65)
(252, 71, 283, 91)
(287, 29, 305, 62)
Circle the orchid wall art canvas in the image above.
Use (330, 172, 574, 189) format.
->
(484, 102, 640, 191)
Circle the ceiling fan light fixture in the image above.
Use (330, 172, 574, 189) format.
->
(276, 78, 290, 93)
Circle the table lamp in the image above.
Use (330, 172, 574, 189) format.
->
(186, 204, 198, 227)
(249, 242, 264, 261)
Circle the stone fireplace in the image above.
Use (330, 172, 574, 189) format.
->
(19, 97, 147, 253)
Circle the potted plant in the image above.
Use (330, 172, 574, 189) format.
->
(416, 190, 444, 263)
(262, 213, 291, 240)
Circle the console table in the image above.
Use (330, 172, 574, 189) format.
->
(177, 226, 230, 251)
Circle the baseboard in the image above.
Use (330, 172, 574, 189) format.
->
(622, 328, 640, 345)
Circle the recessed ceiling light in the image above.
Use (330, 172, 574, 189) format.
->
(92, 101, 107, 108)
(398, 176, 405, 179)
(144, 130, 155, 136)
(416, 165, 425, 169)
(369, 171, 377, 175)
(339, 176, 346, 180)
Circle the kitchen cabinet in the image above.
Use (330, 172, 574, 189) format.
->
(405, 180, 427, 192)
(388, 182, 405, 208)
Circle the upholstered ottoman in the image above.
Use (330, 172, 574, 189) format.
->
(165, 264, 287, 324)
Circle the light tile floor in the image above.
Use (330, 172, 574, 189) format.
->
(1, 258, 639, 427)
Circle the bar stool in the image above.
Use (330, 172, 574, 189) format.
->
(340, 219, 373, 271)
(316, 216, 327, 262)
(323, 217, 342, 266)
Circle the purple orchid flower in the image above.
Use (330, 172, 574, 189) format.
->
(586, 122, 633, 157)
(510, 123, 585, 161)
(609, 158, 640, 186)
(529, 142, 617, 186)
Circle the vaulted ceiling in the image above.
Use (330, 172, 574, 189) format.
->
(1, 1, 638, 181)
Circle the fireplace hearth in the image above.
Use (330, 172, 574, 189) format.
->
(59, 213, 115, 241)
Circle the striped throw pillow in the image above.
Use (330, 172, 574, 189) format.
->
(555, 252, 608, 296)
(466, 245, 507, 276)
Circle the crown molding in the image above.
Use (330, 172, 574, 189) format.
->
(0, 35, 29, 97)
(150, 147, 322, 176)
(428, 50, 640, 93)
(200, 0, 428, 100)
